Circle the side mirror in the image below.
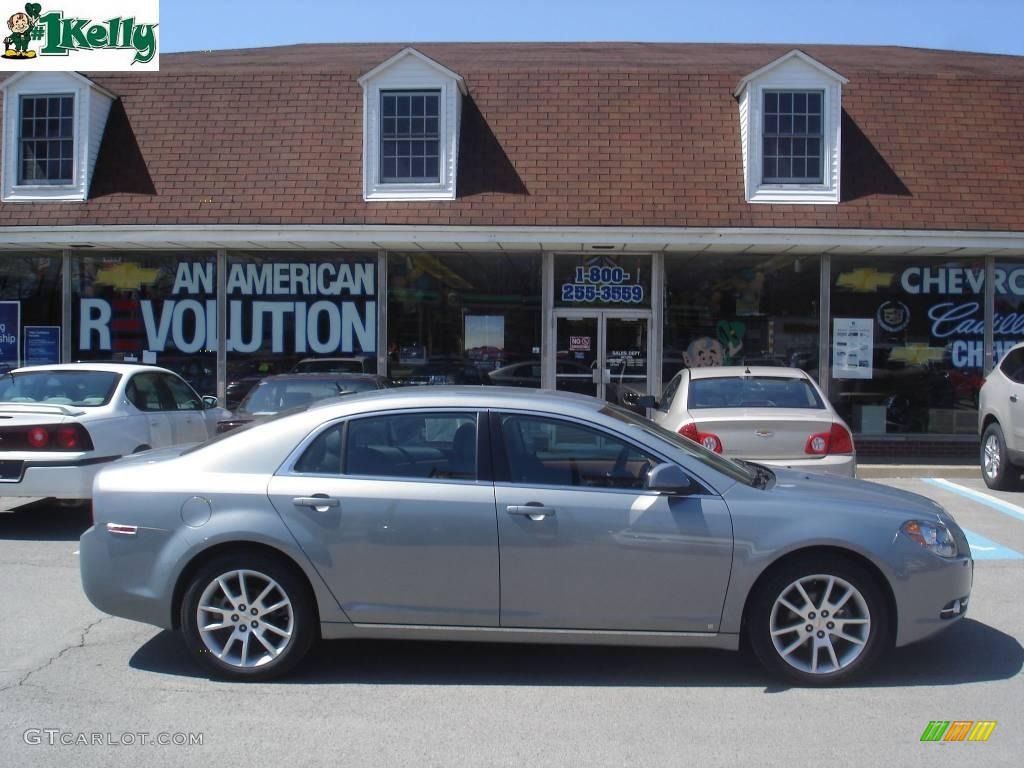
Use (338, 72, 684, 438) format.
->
(621, 392, 659, 409)
(645, 463, 693, 494)
(202, 395, 220, 409)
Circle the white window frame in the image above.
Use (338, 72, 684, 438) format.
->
(736, 50, 848, 206)
(359, 48, 466, 202)
(1, 71, 114, 203)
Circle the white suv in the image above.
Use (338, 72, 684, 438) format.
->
(979, 342, 1024, 489)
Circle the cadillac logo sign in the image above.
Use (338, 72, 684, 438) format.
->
(877, 300, 911, 333)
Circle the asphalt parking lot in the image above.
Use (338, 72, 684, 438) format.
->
(1, 475, 1022, 768)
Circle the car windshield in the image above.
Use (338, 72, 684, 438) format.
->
(0, 370, 121, 407)
(291, 359, 364, 374)
(600, 404, 758, 486)
(687, 376, 825, 410)
(239, 379, 374, 414)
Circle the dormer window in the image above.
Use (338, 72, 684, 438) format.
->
(1, 71, 114, 202)
(359, 47, 466, 201)
(735, 50, 847, 205)
(762, 90, 822, 184)
(19, 94, 75, 185)
(380, 90, 441, 183)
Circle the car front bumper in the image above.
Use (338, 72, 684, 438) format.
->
(891, 549, 973, 647)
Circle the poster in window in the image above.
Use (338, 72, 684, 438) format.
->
(833, 318, 873, 380)
(24, 326, 60, 366)
(0, 301, 21, 371)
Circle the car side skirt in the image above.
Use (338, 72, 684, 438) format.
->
(319, 622, 740, 649)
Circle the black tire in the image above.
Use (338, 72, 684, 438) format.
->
(180, 552, 317, 681)
(748, 554, 891, 686)
(981, 423, 1022, 490)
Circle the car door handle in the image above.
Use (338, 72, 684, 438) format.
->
(293, 495, 340, 512)
(1012, 395, 1019, 403)
(506, 504, 556, 519)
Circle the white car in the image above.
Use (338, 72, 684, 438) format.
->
(0, 363, 229, 501)
(642, 366, 856, 477)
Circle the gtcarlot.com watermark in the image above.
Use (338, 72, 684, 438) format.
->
(24, 729, 203, 747)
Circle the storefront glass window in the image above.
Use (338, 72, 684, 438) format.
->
(225, 252, 378, 405)
(830, 256, 985, 435)
(72, 252, 217, 394)
(663, 253, 820, 383)
(0, 252, 62, 371)
(993, 260, 1024, 366)
(387, 252, 541, 386)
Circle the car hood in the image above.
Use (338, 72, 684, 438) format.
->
(762, 465, 946, 519)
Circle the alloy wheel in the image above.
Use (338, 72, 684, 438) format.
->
(983, 434, 1001, 480)
(196, 569, 294, 668)
(769, 574, 871, 675)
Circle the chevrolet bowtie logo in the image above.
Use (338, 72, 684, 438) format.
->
(755, 429, 773, 438)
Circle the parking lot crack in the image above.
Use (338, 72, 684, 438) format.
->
(0, 616, 111, 694)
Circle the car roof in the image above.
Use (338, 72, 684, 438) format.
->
(12, 362, 167, 375)
(303, 385, 606, 417)
(295, 357, 364, 363)
(685, 366, 811, 380)
(258, 373, 383, 383)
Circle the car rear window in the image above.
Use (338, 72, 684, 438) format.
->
(0, 370, 121, 407)
(687, 376, 824, 410)
(292, 359, 365, 374)
(241, 380, 356, 414)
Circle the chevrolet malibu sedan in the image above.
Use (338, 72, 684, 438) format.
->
(647, 366, 857, 478)
(80, 387, 972, 685)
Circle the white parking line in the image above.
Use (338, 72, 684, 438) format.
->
(923, 478, 1024, 523)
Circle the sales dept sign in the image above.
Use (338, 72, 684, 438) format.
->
(0, 0, 158, 71)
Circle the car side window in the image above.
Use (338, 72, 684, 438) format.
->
(659, 373, 682, 412)
(126, 373, 164, 412)
(294, 424, 344, 474)
(498, 414, 657, 489)
(1000, 349, 1024, 384)
(161, 374, 202, 411)
(343, 412, 477, 480)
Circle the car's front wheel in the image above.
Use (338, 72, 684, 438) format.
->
(981, 422, 1022, 490)
(180, 553, 316, 680)
(749, 555, 890, 686)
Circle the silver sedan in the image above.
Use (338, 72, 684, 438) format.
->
(80, 387, 972, 685)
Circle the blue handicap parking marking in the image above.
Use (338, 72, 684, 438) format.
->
(923, 478, 1024, 523)
(961, 528, 1024, 560)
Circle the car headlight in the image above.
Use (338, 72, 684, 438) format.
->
(900, 520, 958, 558)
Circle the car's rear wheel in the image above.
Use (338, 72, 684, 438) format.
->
(180, 553, 316, 680)
(749, 555, 890, 686)
(981, 423, 1022, 490)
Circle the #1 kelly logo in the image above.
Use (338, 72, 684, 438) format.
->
(2, 1, 158, 70)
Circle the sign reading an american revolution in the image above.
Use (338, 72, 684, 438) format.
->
(77, 259, 376, 357)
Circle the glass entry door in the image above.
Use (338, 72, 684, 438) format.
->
(554, 312, 650, 404)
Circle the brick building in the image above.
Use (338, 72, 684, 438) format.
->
(1, 42, 1023, 454)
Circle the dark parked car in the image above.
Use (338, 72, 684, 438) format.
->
(216, 373, 390, 433)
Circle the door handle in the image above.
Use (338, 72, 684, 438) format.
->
(293, 495, 340, 512)
(1012, 395, 1019, 403)
(506, 504, 556, 520)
